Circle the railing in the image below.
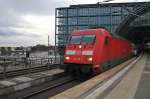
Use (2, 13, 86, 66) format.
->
(0, 56, 61, 78)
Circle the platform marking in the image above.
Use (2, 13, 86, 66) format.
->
(83, 57, 140, 99)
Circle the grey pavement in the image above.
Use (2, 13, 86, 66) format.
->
(134, 54, 150, 99)
(0, 68, 64, 96)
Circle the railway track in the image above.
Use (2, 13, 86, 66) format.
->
(19, 75, 75, 99)
(0, 64, 58, 79)
(18, 57, 138, 99)
(0, 57, 141, 99)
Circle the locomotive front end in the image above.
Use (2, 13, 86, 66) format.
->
(63, 32, 97, 75)
(64, 34, 95, 65)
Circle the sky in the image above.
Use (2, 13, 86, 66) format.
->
(0, 0, 149, 47)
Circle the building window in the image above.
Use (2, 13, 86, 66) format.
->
(111, 16, 122, 24)
(98, 16, 111, 25)
(78, 17, 89, 25)
(57, 18, 67, 25)
(89, 8, 97, 16)
(88, 17, 97, 25)
(57, 9, 67, 17)
(111, 7, 121, 15)
(58, 27, 67, 34)
(68, 9, 77, 16)
(78, 26, 89, 30)
(97, 7, 111, 15)
(58, 34, 68, 45)
(68, 26, 78, 33)
(68, 18, 77, 25)
(78, 8, 88, 16)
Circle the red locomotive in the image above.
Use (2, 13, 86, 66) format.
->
(63, 28, 134, 76)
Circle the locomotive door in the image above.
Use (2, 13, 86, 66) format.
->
(104, 36, 111, 70)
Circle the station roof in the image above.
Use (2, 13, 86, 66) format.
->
(116, 2, 150, 44)
(57, 1, 147, 9)
(70, 2, 146, 8)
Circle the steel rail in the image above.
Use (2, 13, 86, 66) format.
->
(0, 64, 58, 79)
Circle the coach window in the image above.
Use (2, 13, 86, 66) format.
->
(104, 37, 109, 45)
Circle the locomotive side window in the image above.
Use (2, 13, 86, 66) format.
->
(82, 34, 96, 44)
(104, 37, 109, 45)
(70, 35, 82, 44)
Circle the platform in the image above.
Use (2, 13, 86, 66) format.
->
(134, 54, 150, 99)
(52, 54, 150, 99)
(101, 54, 146, 99)
(0, 68, 64, 96)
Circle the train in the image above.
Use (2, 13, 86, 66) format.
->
(62, 28, 134, 76)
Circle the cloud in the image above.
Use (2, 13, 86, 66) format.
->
(0, 0, 148, 46)
(0, 0, 70, 16)
(0, 35, 42, 47)
(0, 0, 71, 46)
(0, 29, 40, 37)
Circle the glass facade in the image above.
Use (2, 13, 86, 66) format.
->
(56, 2, 144, 48)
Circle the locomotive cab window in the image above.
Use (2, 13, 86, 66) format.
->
(104, 37, 109, 45)
(70, 35, 82, 44)
(82, 34, 96, 44)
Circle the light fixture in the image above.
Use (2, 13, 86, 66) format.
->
(87, 57, 93, 61)
(79, 45, 82, 49)
(65, 56, 70, 60)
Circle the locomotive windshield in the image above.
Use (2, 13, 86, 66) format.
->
(70, 34, 95, 44)
(82, 35, 95, 44)
(70, 35, 82, 44)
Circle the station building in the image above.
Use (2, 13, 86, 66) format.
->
(55, 2, 146, 54)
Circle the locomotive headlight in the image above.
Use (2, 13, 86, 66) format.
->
(79, 45, 82, 49)
(87, 57, 93, 61)
(65, 56, 70, 60)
